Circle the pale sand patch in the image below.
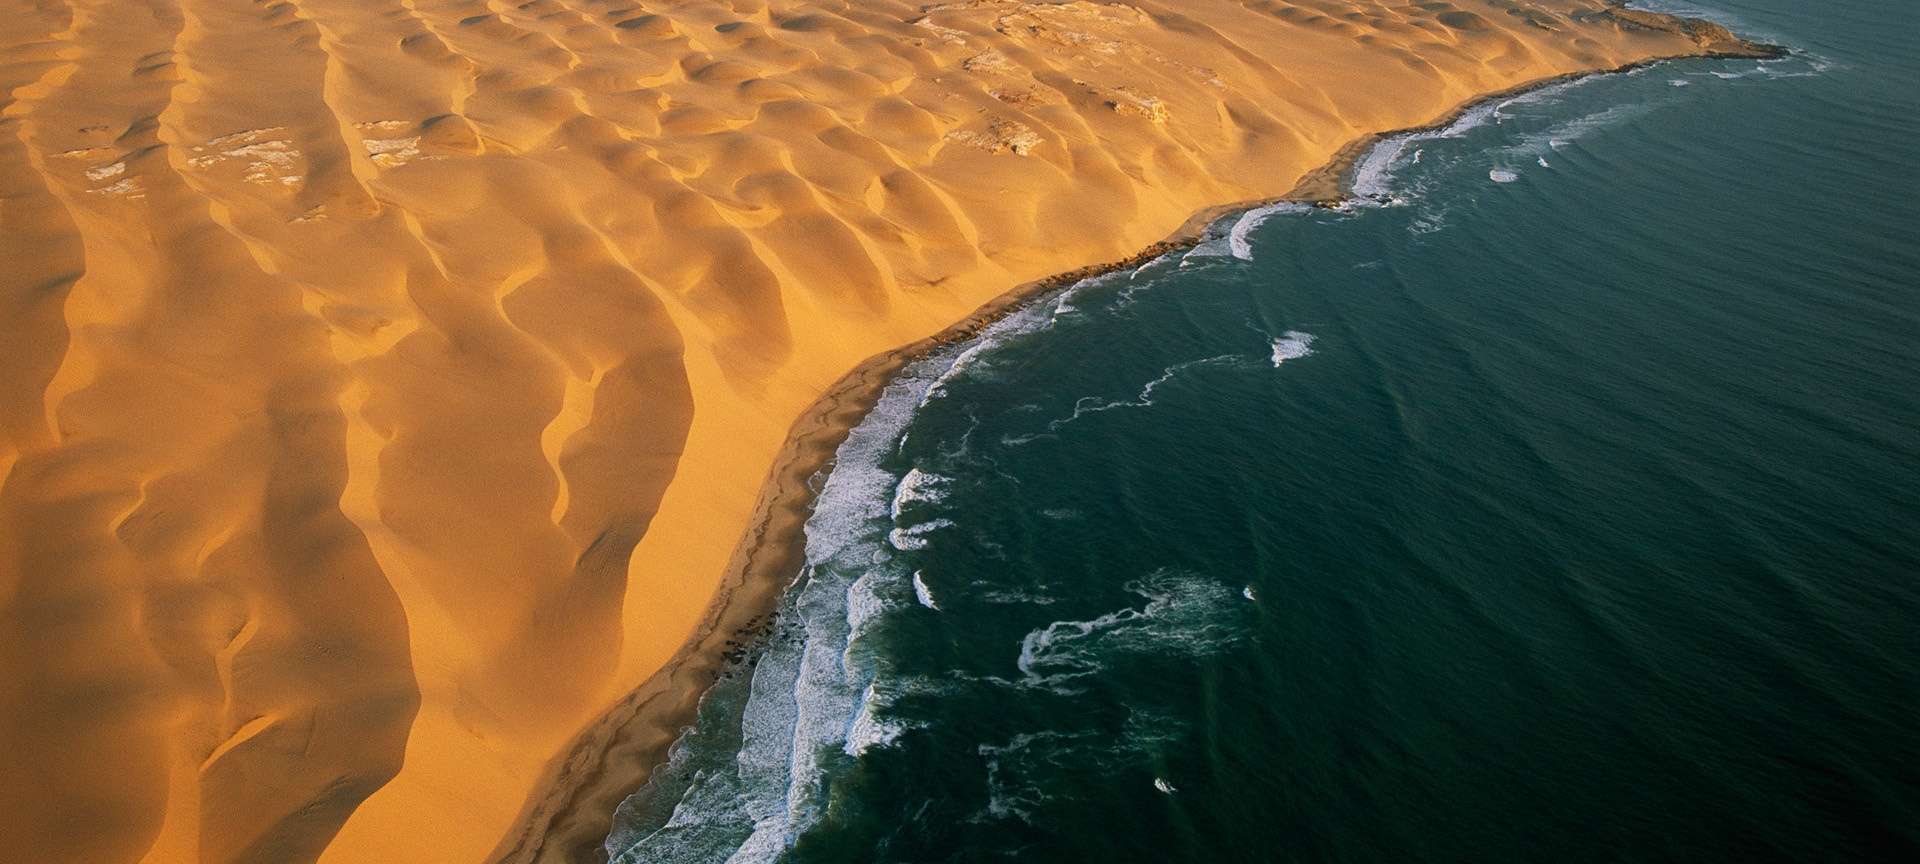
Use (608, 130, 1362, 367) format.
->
(362, 136, 424, 167)
(83, 160, 126, 181)
(943, 117, 1044, 155)
(186, 130, 303, 186)
(0, 2, 1775, 862)
(88, 176, 143, 198)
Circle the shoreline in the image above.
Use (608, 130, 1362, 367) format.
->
(493, 22, 1787, 864)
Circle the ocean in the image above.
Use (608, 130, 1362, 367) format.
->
(604, 0, 1920, 861)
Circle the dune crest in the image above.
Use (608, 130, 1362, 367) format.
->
(0, 1, 1763, 861)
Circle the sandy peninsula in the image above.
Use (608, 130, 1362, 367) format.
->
(0, 1, 1771, 861)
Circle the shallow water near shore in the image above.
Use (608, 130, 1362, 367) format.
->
(604, 1, 1919, 861)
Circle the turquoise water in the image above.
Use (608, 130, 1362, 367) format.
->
(606, 1, 1919, 861)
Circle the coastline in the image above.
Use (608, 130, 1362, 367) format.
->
(494, 20, 1787, 864)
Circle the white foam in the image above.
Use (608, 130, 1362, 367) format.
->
(888, 518, 953, 551)
(1242, 585, 1257, 602)
(1226, 202, 1309, 261)
(1350, 101, 1498, 202)
(1537, 157, 1551, 169)
(918, 300, 1056, 408)
(608, 288, 1250, 860)
(970, 708, 1201, 823)
(844, 683, 907, 756)
(1270, 331, 1316, 366)
(1755, 54, 1832, 79)
(976, 731, 1082, 822)
(1491, 84, 1656, 169)
(890, 468, 948, 521)
(845, 570, 889, 646)
(610, 299, 1078, 863)
(1131, 253, 1175, 280)
(1182, 234, 1233, 262)
(1015, 570, 1245, 691)
(1050, 269, 1126, 318)
(912, 570, 939, 610)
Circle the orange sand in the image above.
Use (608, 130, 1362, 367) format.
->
(0, 1, 1758, 861)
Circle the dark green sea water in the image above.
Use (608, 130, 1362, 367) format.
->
(605, 1, 1920, 860)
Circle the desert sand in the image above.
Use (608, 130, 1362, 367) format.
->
(0, 1, 1764, 861)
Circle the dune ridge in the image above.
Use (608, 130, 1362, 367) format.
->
(0, 1, 1770, 861)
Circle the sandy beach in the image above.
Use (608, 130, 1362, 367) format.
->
(0, 1, 1771, 861)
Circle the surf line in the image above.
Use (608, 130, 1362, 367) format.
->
(491, 24, 1789, 861)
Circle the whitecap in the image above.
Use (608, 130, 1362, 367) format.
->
(1154, 777, 1177, 794)
(845, 569, 889, 647)
(912, 570, 939, 610)
(888, 518, 954, 551)
(845, 683, 908, 756)
(1270, 331, 1316, 366)
(1489, 168, 1520, 184)
(890, 468, 949, 521)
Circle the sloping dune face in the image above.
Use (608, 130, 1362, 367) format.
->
(0, 1, 1728, 861)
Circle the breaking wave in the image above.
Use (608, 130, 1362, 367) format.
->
(912, 570, 939, 610)
(1350, 101, 1501, 203)
(1228, 202, 1312, 261)
(605, 286, 1083, 864)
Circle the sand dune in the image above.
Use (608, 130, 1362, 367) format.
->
(0, 1, 1759, 861)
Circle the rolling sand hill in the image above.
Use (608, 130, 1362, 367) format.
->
(0, 1, 1759, 861)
